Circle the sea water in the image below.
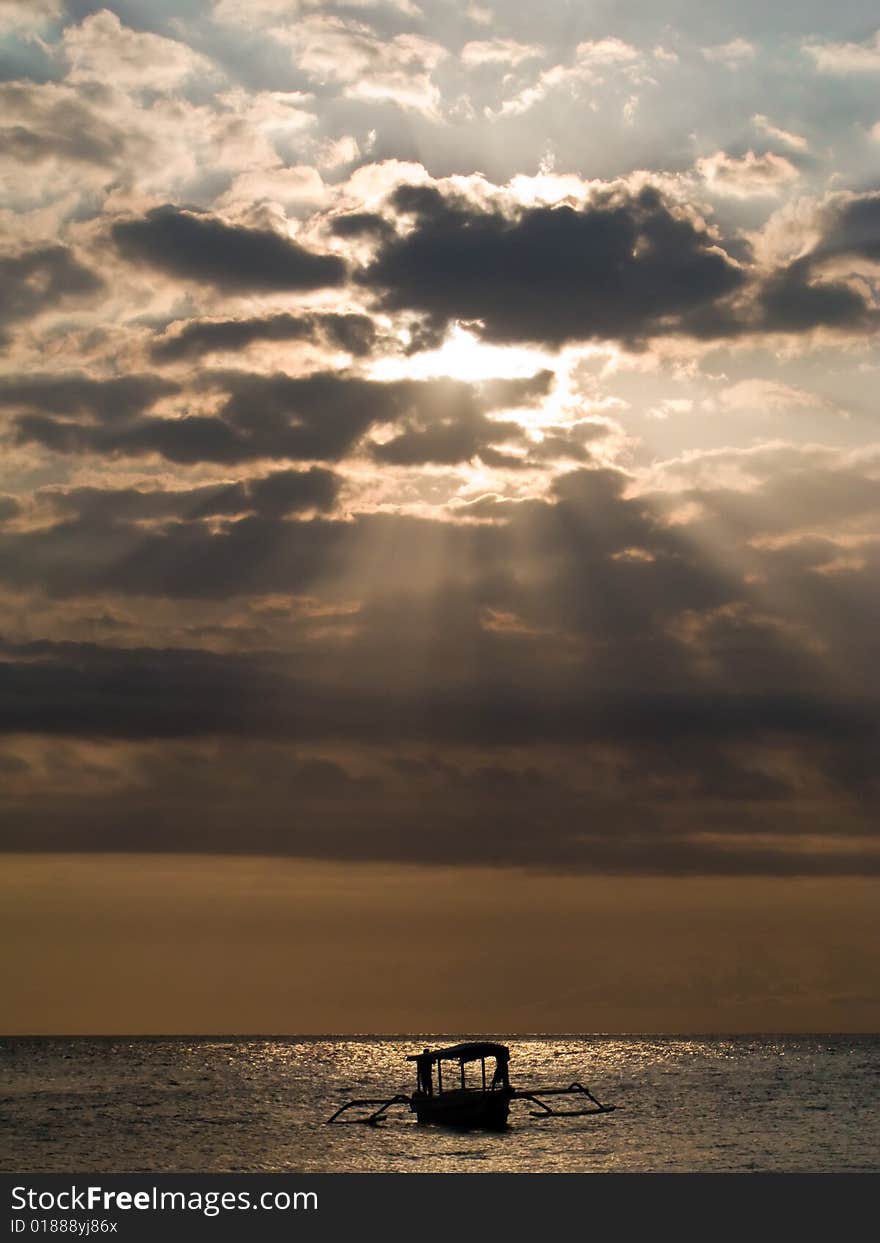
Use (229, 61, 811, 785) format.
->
(2, 1035, 878, 1173)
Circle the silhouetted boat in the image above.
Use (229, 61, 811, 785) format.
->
(407, 1041, 514, 1129)
(326, 1040, 616, 1129)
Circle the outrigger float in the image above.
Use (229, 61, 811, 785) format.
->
(326, 1041, 616, 1130)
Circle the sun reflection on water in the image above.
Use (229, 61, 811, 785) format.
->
(3, 1035, 878, 1173)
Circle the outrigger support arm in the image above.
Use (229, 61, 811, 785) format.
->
(512, 1082, 617, 1119)
(326, 1094, 411, 1125)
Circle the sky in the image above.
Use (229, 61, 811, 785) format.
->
(1, 0, 879, 1033)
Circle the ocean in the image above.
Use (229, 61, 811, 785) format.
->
(2, 1035, 878, 1173)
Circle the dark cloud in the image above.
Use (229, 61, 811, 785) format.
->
(0, 641, 278, 739)
(0, 462, 827, 663)
(756, 257, 871, 333)
(0, 629, 876, 875)
(246, 467, 339, 515)
(43, 467, 340, 524)
(0, 455, 878, 873)
(528, 421, 607, 463)
(402, 315, 448, 355)
(150, 311, 376, 363)
(479, 372, 555, 406)
(371, 371, 552, 465)
(360, 183, 880, 346)
(112, 204, 347, 292)
(0, 463, 714, 612)
(13, 410, 246, 464)
(0, 245, 102, 342)
(329, 211, 397, 241)
(11, 369, 552, 466)
(2, 9, 879, 893)
(0, 510, 345, 598)
(0, 495, 20, 523)
(684, 465, 880, 537)
(0, 373, 179, 420)
(360, 183, 746, 346)
(372, 412, 521, 466)
(817, 193, 880, 263)
(755, 193, 880, 333)
(3, 742, 877, 877)
(0, 635, 873, 750)
(683, 191, 880, 339)
(0, 84, 126, 166)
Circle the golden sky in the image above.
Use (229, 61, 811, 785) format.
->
(3, 854, 878, 1033)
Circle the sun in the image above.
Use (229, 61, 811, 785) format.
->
(369, 324, 555, 384)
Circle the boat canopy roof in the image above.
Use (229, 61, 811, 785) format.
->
(407, 1042, 510, 1065)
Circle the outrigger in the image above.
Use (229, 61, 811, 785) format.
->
(326, 1041, 616, 1129)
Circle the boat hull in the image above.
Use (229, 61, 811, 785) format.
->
(411, 1089, 511, 1130)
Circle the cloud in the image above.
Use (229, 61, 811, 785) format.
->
(755, 260, 871, 334)
(0, 82, 128, 167)
(330, 210, 397, 241)
(0, 508, 346, 599)
(43, 467, 340, 524)
(0, 625, 873, 753)
(460, 39, 543, 67)
(696, 150, 800, 198)
(361, 181, 745, 346)
(0, 0, 61, 35)
(0, 78, 320, 212)
(0, 495, 20, 522)
(0, 449, 878, 873)
(111, 204, 347, 292)
(752, 114, 808, 153)
(216, 165, 328, 217)
(274, 16, 447, 116)
(150, 312, 377, 362)
(1, 1, 879, 886)
(313, 134, 360, 170)
(62, 10, 216, 92)
(370, 371, 552, 465)
(702, 39, 756, 66)
(9, 370, 548, 466)
(804, 30, 880, 74)
(244, 465, 340, 514)
(683, 189, 880, 338)
(647, 398, 694, 420)
(3, 729, 879, 876)
(493, 37, 646, 118)
(716, 379, 827, 413)
(814, 191, 880, 262)
(0, 373, 179, 421)
(0, 245, 103, 344)
(212, 0, 420, 22)
(574, 37, 643, 68)
(0, 593, 876, 874)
